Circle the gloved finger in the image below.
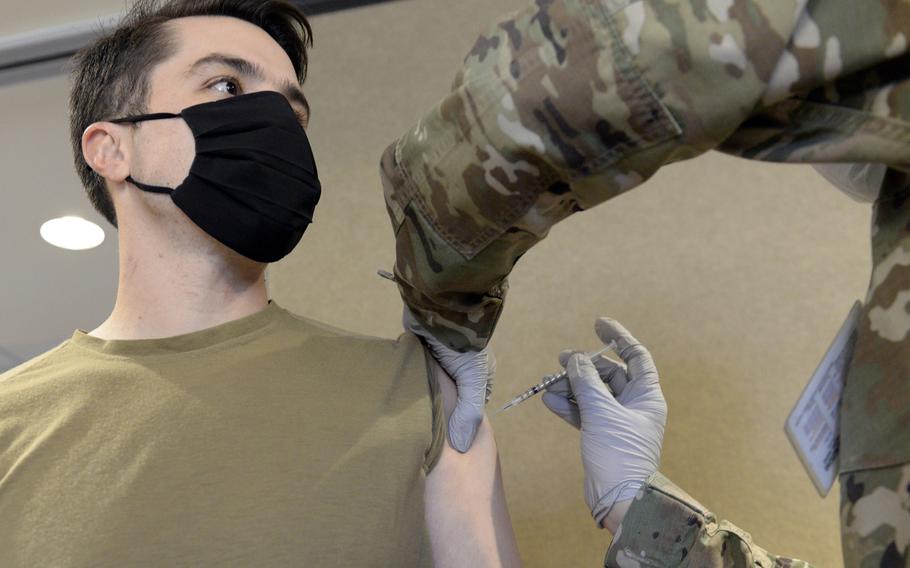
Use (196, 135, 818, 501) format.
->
(448, 399, 484, 453)
(592, 355, 630, 396)
(553, 349, 586, 398)
(562, 349, 630, 396)
(593, 316, 638, 351)
(594, 317, 658, 385)
(558, 349, 580, 368)
(617, 375, 669, 423)
(542, 391, 582, 429)
(565, 353, 621, 419)
(544, 372, 574, 398)
(559, 349, 622, 384)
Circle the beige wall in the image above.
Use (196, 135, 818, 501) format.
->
(268, 1, 871, 566)
(0, 0, 872, 565)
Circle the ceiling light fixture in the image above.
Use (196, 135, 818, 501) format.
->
(39, 215, 105, 250)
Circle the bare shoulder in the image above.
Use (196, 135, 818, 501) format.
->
(423, 356, 522, 568)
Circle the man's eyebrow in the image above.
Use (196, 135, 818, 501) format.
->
(185, 53, 310, 118)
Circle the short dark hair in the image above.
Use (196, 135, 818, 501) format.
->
(68, 0, 313, 228)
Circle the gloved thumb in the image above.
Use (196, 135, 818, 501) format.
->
(542, 391, 582, 429)
(448, 398, 484, 453)
(566, 353, 620, 416)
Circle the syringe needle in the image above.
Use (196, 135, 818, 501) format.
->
(496, 343, 614, 414)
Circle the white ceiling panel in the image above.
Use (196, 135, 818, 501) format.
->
(0, 0, 128, 37)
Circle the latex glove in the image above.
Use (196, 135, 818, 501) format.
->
(403, 307, 495, 453)
(542, 317, 667, 532)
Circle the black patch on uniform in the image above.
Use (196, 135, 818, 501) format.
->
(686, 515, 698, 526)
(548, 181, 570, 195)
(845, 474, 865, 504)
(881, 542, 905, 567)
(510, 59, 521, 79)
(652, 531, 660, 539)
(681, 548, 688, 560)
(884, 168, 910, 210)
(676, 535, 682, 543)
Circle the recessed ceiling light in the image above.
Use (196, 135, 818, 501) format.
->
(40, 216, 105, 251)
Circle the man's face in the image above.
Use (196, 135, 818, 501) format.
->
(119, 15, 311, 256)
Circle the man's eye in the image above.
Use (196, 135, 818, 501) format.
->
(209, 77, 240, 96)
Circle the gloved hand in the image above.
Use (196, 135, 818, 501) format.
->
(542, 317, 667, 533)
(403, 307, 495, 453)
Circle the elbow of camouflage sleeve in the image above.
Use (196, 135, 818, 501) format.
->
(392, 268, 508, 353)
(380, 141, 520, 353)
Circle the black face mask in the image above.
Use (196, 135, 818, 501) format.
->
(109, 90, 321, 263)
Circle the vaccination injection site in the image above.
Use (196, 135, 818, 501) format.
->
(1, 0, 908, 566)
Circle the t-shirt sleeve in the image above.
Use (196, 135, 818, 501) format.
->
(420, 345, 447, 474)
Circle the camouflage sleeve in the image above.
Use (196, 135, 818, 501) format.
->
(380, 0, 910, 351)
(605, 472, 814, 567)
(604, 464, 910, 567)
(838, 172, 910, 566)
(840, 463, 910, 565)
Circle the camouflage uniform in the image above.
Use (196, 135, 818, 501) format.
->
(380, 0, 910, 565)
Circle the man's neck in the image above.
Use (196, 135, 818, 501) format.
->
(90, 237, 269, 341)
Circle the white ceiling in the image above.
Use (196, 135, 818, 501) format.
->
(0, 0, 130, 37)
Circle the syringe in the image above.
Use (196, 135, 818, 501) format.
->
(496, 343, 615, 413)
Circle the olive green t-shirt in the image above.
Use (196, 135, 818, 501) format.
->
(0, 300, 445, 567)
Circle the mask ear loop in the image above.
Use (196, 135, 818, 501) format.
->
(109, 112, 181, 124)
(107, 112, 184, 194)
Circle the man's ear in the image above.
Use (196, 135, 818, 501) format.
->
(81, 122, 132, 184)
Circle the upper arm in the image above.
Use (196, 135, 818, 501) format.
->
(423, 357, 522, 568)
